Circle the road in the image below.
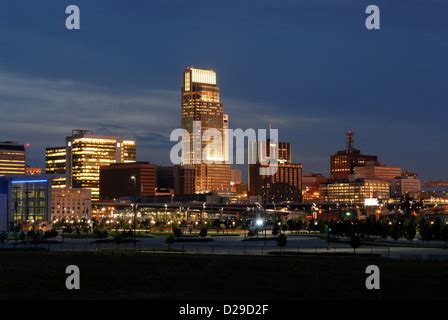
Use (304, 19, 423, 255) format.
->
(3, 234, 448, 260)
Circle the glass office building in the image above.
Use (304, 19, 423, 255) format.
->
(0, 141, 26, 176)
(45, 130, 136, 200)
(0, 176, 52, 231)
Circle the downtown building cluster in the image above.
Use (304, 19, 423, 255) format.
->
(0, 67, 441, 232)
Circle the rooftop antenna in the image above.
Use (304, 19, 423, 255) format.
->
(346, 131, 354, 151)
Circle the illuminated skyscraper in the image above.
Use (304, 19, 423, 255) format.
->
(0, 141, 26, 176)
(45, 146, 67, 188)
(46, 130, 136, 200)
(181, 67, 230, 193)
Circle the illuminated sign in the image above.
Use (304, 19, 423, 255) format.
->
(364, 198, 378, 206)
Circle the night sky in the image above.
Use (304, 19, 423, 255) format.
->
(1, 0, 447, 180)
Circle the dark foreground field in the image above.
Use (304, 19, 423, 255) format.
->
(0, 251, 447, 300)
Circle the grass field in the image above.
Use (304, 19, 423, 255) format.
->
(0, 251, 447, 300)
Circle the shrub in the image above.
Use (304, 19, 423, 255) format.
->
(173, 228, 183, 239)
(350, 235, 361, 249)
(277, 234, 287, 248)
(199, 228, 208, 238)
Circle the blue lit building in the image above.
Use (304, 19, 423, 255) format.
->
(0, 175, 52, 231)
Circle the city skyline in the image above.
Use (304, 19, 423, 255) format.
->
(1, 1, 447, 180)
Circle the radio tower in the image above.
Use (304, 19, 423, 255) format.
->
(346, 131, 354, 151)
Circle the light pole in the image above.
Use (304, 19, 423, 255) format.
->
(131, 203, 138, 249)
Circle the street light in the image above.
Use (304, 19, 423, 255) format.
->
(131, 203, 138, 248)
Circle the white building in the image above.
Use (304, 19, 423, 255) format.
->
(51, 188, 92, 220)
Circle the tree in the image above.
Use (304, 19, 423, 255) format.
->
(419, 221, 433, 241)
(277, 233, 287, 250)
(433, 218, 442, 241)
(50, 229, 59, 238)
(390, 223, 401, 241)
(199, 228, 208, 238)
(441, 224, 448, 242)
(173, 228, 182, 239)
(404, 220, 417, 242)
(350, 235, 361, 252)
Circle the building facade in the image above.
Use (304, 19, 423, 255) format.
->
(231, 169, 242, 185)
(302, 172, 328, 202)
(248, 140, 302, 203)
(249, 163, 302, 203)
(390, 176, 421, 198)
(0, 141, 26, 176)
(46, 130, 136, 200)
(181, 67, 231, 193)
(45, 146, 67, 188)
(51, 188, 92, 220)
(0, 176, 52, 231)
(25, 166, 42, 176)
(330, 132, 377, 181)
(353, 161, 401, 182)
(320, 178, 390, 205)
(99, 162, 156, 200)
(156, 165, 196, 195)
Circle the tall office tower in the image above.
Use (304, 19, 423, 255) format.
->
(251, 139, 291, 164)
(248, 140, 302, 203)
(0, 141, 26, 176)
(45, 146, 67, 188)
(181, 67, 231, 193)
(46, 130, 136, 200)
(330, 131, 377, 181)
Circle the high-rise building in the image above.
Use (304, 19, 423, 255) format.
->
(353, 161, 401, 182)
(156, 165, 196, 195)
(0, 141, 26, 176)
(99, 162, 155, 200)
(249, 163, 303, 203)
(248, 140, 302, 203)
(249, 140, 291, 165)
(46, 130, 136, 200)
(330, 132, 377, 181)
(231, 169, 242, 185)
(45, 146, 67, 188)
(181, 67, 231, 193)
(51, 188, 92, 220)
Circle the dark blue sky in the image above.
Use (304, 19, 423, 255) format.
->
(0, 0, 447, 180)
